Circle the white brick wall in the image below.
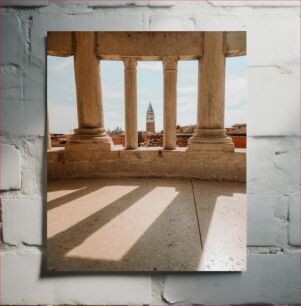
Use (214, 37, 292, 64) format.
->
(249, 66, 300, 136)
(2, 251, 150, 304)
(0, 144, 21, 190)
(289, 194, 301, 246)
(207, 0, 300, 7)
(1, 13, 24, 65)
(2, 198, 43, 246)
(1, 1, 300, 304)
(149, 15, 195, 30)
(0, 0, 49, 6)
(163, 253, 300, 304)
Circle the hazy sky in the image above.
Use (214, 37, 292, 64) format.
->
(47, 56, 246, 134)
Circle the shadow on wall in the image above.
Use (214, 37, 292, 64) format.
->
(45, 178, 244, 272)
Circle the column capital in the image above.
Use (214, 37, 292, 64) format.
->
(122, 57, 138, 70)
(163, 56, 178, 71)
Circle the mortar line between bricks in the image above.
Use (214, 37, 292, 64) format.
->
(191, 179, 203, 250)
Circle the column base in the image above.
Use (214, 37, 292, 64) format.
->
(163, 145, 177, 150)
(187, 128, 234, 152)
(66, 127, 112, 151)
(187, 142, 234, 152)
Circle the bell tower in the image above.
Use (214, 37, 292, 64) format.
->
(146, 102, 155, 133)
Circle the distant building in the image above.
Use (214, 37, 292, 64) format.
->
(51, 120, 246, 149)
(50, 133, 68, 147)
(174, 123, 247, 148)
(146, 102, 155, 133)
(226, 123, 246, 136)
(226, 123, 247, 148)
(177, 124, 196, 134)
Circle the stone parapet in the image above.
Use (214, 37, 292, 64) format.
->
(48, 147, 246, 182)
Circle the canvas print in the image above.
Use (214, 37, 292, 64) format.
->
(47, 31, 246, 272)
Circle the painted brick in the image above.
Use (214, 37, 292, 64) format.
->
(163, 253, 300, 304)
(1, 66, 24, 135)
(0, 65, 22, 101)
(38, 3, 94, 14)
(86, 0, 174, 7)
(248, 137, 300, 196)
(247, 196, 277, 246)
(1, 64, 46, 137)
(289, 194, 301, 246)
(2, 251, 151, 304)
(2, 199, 43, 246)
(149, 15, 195, 31)
(87, 1, 151, 7)
(100, 12, 143, 30)
(151, 275, 164, 304)
(193, 14, 247, 31)
(21, 65, 46, 136)
(18, 137, 44, 196)
(1, 13, 23, 65)
(87, 1, 137, 7)
(248, 66, 300, 136)
(2, 252, 54, 304)
(148, 1, 176, 7)
(133, 1, 149, 6)
(1, 13, 47, 137)
(0, 143, 21, 191)
(0, 0, 49, 6)
(207, 0, 300, 7)
(51, 0, 145, 8)
(248, 14, 300, 67)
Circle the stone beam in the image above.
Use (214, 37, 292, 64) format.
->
(96, 32, 204, 60)
(47, 31, 246, 59)
(47, 31, 74, 57)
(225, 31, 246, 57)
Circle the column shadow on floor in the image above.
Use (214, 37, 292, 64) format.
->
(45, 178, 244, 273)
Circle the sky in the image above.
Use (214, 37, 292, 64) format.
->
(47, 56, 246, 134)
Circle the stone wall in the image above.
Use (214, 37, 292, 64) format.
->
(0, 0, 300, 304)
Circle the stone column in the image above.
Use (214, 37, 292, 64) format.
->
(188, 32, 234, 152)
(68, 32, 111, 150)
(123, 57, 138, 149)
(163, 57, 178, 150)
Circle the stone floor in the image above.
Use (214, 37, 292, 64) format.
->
(47, 178, 246, 272)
